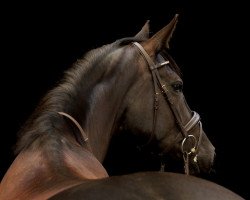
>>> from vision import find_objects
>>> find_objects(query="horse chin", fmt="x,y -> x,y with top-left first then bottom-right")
188,160 -> 210,176
189,148 -> 216,176
158,145 -> 215,176
176,157 -> 215,176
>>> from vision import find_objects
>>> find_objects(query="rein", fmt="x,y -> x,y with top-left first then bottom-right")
58,112 -> 93,153
133,42 -> 203,175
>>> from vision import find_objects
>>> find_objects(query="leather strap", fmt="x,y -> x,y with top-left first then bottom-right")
58,112 -> 93,153
133,42 -> 203,174
133,42 -> 189,138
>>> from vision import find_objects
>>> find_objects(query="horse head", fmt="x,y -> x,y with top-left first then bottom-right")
121,15 -> 215,175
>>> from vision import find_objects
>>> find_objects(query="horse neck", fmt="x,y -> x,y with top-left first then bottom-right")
82,48 -> 140,162
17,45 -> 139,160
0,45 -> 140,199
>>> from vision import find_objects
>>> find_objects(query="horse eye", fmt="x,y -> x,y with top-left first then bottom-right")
172,82 -> 183,92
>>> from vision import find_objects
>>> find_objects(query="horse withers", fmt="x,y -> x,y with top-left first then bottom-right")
0,15 -> 215,200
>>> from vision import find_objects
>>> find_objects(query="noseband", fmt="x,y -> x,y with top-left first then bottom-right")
133,42 -> 203,175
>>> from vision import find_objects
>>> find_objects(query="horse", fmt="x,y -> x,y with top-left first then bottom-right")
49,172 -> 244,200
0,15 -> 215,200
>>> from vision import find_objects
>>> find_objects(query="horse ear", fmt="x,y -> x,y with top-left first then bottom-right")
134,20 -> 150,40
143,14 -> 178,56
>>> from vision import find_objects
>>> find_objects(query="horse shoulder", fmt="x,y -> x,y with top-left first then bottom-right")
0,145 -> 108,200
62,144 -> 108,179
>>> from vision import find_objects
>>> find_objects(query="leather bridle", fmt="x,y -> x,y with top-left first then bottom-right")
133,42 -> 203,175
57,42 -> 203,175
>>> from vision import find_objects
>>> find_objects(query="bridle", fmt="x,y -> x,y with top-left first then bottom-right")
56,42 -> 202,175
133,42 -> 203,175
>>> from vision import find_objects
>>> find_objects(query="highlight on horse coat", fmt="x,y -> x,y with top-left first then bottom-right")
1,15 -> 237,200
49,172 -> 244,200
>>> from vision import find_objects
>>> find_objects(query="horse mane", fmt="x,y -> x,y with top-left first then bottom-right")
14,37 -> 182,155
14,37 -> 142,154
15,42 -> 115,154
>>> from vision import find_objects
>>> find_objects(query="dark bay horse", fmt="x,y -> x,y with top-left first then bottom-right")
49,172 -> 244,200
0,15 -> 215,199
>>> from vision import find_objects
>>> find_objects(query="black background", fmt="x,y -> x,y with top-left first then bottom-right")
1,1 -> 248,199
